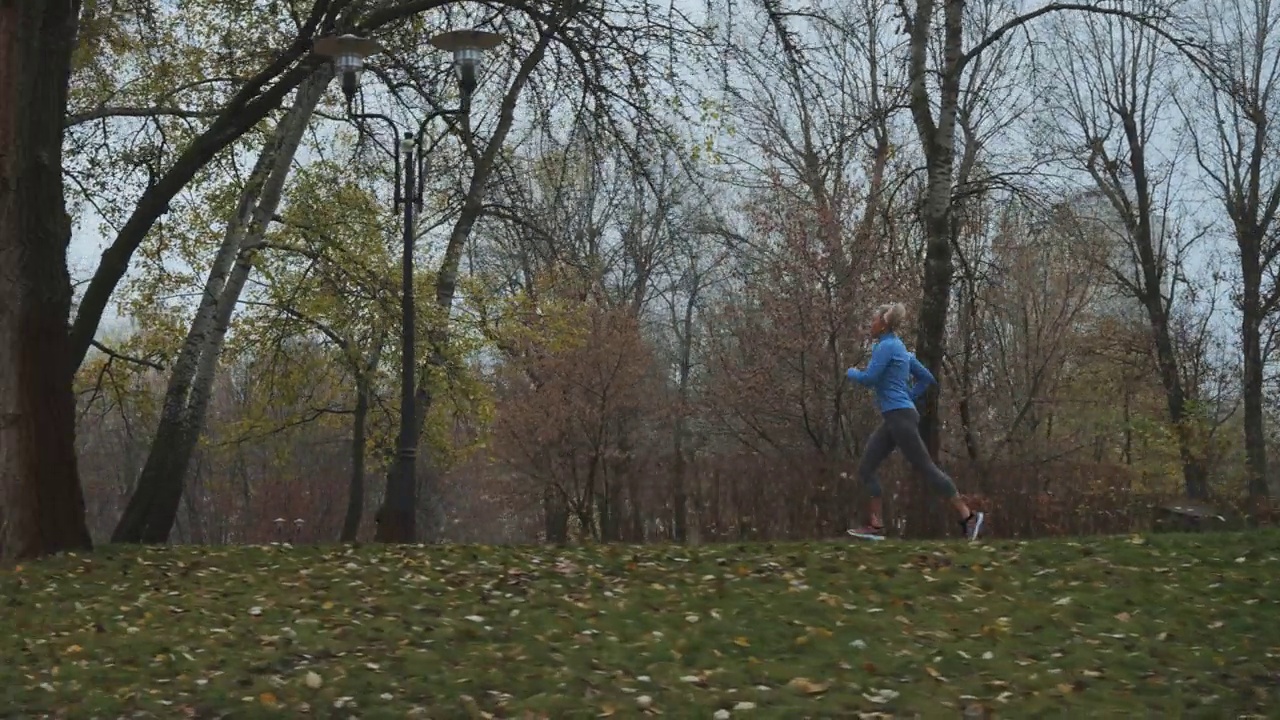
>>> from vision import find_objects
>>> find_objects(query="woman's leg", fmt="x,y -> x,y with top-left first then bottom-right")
884,409 -> 984,537
856,421 -> 896,530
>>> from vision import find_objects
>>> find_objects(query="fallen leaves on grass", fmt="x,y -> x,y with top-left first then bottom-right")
788,677 -> 830,694
0,534 -> 1275,717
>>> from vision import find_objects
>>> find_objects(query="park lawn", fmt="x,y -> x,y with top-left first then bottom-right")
1,532 -> 1277,719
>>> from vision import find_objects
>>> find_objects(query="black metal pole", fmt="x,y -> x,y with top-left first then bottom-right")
357,108 -> 458,544
389,132 -> 417,543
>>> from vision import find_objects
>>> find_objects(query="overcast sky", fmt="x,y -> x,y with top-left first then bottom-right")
65,0 -> 1245,350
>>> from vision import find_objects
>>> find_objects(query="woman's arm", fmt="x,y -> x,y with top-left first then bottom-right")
908,354 -> 935,399
847,342 -> 894,387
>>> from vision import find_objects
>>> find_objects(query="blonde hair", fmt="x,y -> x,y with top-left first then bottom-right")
876,302 -> 907,331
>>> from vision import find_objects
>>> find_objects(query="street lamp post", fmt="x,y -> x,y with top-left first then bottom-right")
314,29 -> 503,543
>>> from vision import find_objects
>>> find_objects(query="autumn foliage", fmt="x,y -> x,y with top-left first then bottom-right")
69,164 -> 1276,547
58,0 -> 1280,547
496,316 -> 654,540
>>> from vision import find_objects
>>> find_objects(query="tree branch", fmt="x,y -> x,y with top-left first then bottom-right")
210,406 -> 353,447
89,340 -> 165,371
961,2 -> 1207,76
64,106 -> 220,127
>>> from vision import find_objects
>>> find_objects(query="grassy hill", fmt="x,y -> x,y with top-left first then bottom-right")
2,531 -> 1277,718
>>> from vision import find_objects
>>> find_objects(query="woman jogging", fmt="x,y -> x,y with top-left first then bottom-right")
845,302 -> 984,541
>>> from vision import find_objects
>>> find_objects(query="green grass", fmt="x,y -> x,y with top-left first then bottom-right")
1,531 -> 1278,719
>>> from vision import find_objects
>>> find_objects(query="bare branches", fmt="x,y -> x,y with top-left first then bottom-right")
209,405 -> 354,448
89,340 -> 165,371
65,106 -> 221,127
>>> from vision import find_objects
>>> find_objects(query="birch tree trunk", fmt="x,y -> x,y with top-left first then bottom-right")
909,0 -> 965,458
0,0 -> 93,561
112,70 -> 331,543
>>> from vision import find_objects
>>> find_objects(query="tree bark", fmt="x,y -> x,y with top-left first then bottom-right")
1178,0 -> 1280,510
908,0 -> 964,457
544,484 -> 570,544
63,0 -> 492,370
341,374 -> 372,542
110,152 -> 267,543
112,71 -> 330,543
0,0 -> 94,561
1127,211 -> 1205,499
671,291 -> 696,543
1240,261 -> 1270,504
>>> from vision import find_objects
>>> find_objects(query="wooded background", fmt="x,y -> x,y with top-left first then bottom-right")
3,0 -> 1278,556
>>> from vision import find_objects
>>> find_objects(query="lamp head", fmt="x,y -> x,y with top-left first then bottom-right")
429,30 -> 503,104
313,34 -> 384,102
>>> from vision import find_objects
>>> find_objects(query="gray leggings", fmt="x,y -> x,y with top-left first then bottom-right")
858,408 -> 958,498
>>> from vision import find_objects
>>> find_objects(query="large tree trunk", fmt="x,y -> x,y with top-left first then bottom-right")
341,375 -> 371,543
1240,246 -> 1270,506
1181,0 -> 1280,511
597,474 -> 620,542
111,162 -> 264,543
340,336 -> 383,543
64,2 -> 355,370
0,0 -> 93,561
1056,11 -> 1210,501
544,484 -> 570,545
1109,113 -> 1207,500
1141,296 -> 1208,500
112,71 -> 330,543
909,0 -> 964,457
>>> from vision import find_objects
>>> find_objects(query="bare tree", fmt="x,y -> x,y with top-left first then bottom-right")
476,127 -> 701,540
1177,0 -> 1280,504
960,198 -> 1105,464
1035,8 -> 1212,498
654,210 -> 732,542
902,0 -> 1181,455
709,0 -> 909,460
931,0 -> 1043,463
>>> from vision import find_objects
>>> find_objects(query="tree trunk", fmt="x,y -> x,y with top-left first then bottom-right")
909,0 -> 964,457
1138,268 -> 1206,500
112,71 -> 330,543
602,465 -> 626,542
953,280 -> 982,462
671,263 -> 700,543
1075,43 -> 1206,500
626,472 -> 642,541
112,141 -> 276,543
341,374 -> 371,542
65,1 -> 353,370
544,485 -> 569,544
1240,253 -> 1270,506
1159,330 -> 1206,498
672,430 -> 689,543
612,418 -> 641,543
0,0 -> 93,561
1179,3 -> 1280,512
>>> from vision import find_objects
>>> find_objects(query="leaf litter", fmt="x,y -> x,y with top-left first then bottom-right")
0,533 -> 1277,716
